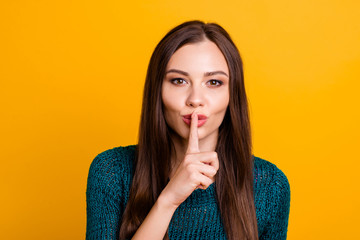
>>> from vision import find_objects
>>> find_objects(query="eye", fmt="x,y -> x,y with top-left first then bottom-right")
207,79 -> 223,87
170,78 -> 187,85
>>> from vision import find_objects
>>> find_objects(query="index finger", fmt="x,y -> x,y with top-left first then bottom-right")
186,112 -> 200,153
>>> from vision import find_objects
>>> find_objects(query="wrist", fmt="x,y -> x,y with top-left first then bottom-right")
156,190 -> 179,212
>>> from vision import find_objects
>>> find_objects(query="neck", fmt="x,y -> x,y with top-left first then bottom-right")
169,128 -> 219,176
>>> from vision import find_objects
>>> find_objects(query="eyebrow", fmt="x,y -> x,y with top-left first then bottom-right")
165,69 -> 229,77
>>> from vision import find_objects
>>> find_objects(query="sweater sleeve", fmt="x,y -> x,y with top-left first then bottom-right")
85,147 -> 134,240
260,164 -> 291,240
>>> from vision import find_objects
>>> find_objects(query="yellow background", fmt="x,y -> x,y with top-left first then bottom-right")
1,0 -> 359,239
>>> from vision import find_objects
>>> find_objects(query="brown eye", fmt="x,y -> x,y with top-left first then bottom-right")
171,78 -> 186,85
207,79 -> 223,86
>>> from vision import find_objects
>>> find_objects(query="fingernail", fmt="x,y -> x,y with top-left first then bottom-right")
191,112 -> 197,119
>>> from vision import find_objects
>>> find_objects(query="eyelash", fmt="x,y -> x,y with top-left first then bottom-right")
170,78 -> 186,85
170,78 -> 224,87
207,79 -> 223,86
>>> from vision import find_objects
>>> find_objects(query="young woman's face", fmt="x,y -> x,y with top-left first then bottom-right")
162,39 -> 230,142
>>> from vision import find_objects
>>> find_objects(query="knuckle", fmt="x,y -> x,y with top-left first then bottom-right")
189,172 -> 198,182
215,161 -> 219,170
202,180 -> 212,189
209,171 -> 216,178
213,156 -> 219,167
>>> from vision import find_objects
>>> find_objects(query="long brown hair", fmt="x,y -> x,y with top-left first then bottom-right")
119,20 -> 258,240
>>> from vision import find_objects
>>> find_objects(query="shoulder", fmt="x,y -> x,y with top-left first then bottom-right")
252,156 -> 291,237
253,156 -> 291,212
87,145 -> 137,189
253,156 -> 291,238
89,145 -> 136,174
86,145 -> 137,238
253,155 -> 290,192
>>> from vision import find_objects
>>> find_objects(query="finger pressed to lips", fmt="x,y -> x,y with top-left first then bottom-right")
184,111 -> 219,188
186,112 -> 199,153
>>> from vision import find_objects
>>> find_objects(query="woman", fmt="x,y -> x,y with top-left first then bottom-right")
86,20 -> 290,240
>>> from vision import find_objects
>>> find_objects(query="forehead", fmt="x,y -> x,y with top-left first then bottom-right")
166,40 -> 229,75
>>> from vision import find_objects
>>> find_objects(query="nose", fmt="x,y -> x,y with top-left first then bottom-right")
186,85 -> 205,108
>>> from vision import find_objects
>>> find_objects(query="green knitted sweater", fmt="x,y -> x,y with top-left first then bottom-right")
86,145 -> 290,239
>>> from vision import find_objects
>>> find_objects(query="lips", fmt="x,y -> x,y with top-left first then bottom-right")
182,114 -> 208,127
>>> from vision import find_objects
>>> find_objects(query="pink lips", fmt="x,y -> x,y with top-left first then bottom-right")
182,114 -> 208,127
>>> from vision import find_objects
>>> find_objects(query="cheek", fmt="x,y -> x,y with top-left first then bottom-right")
208,90 -> 230,112
161,87 -> 182,127
162,85 -> 186,112
162,92 -> 177,114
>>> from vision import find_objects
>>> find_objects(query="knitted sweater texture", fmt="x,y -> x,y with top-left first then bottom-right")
86,145 -> 290,240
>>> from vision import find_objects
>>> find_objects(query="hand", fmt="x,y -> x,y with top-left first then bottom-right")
160,112 -> 219,208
